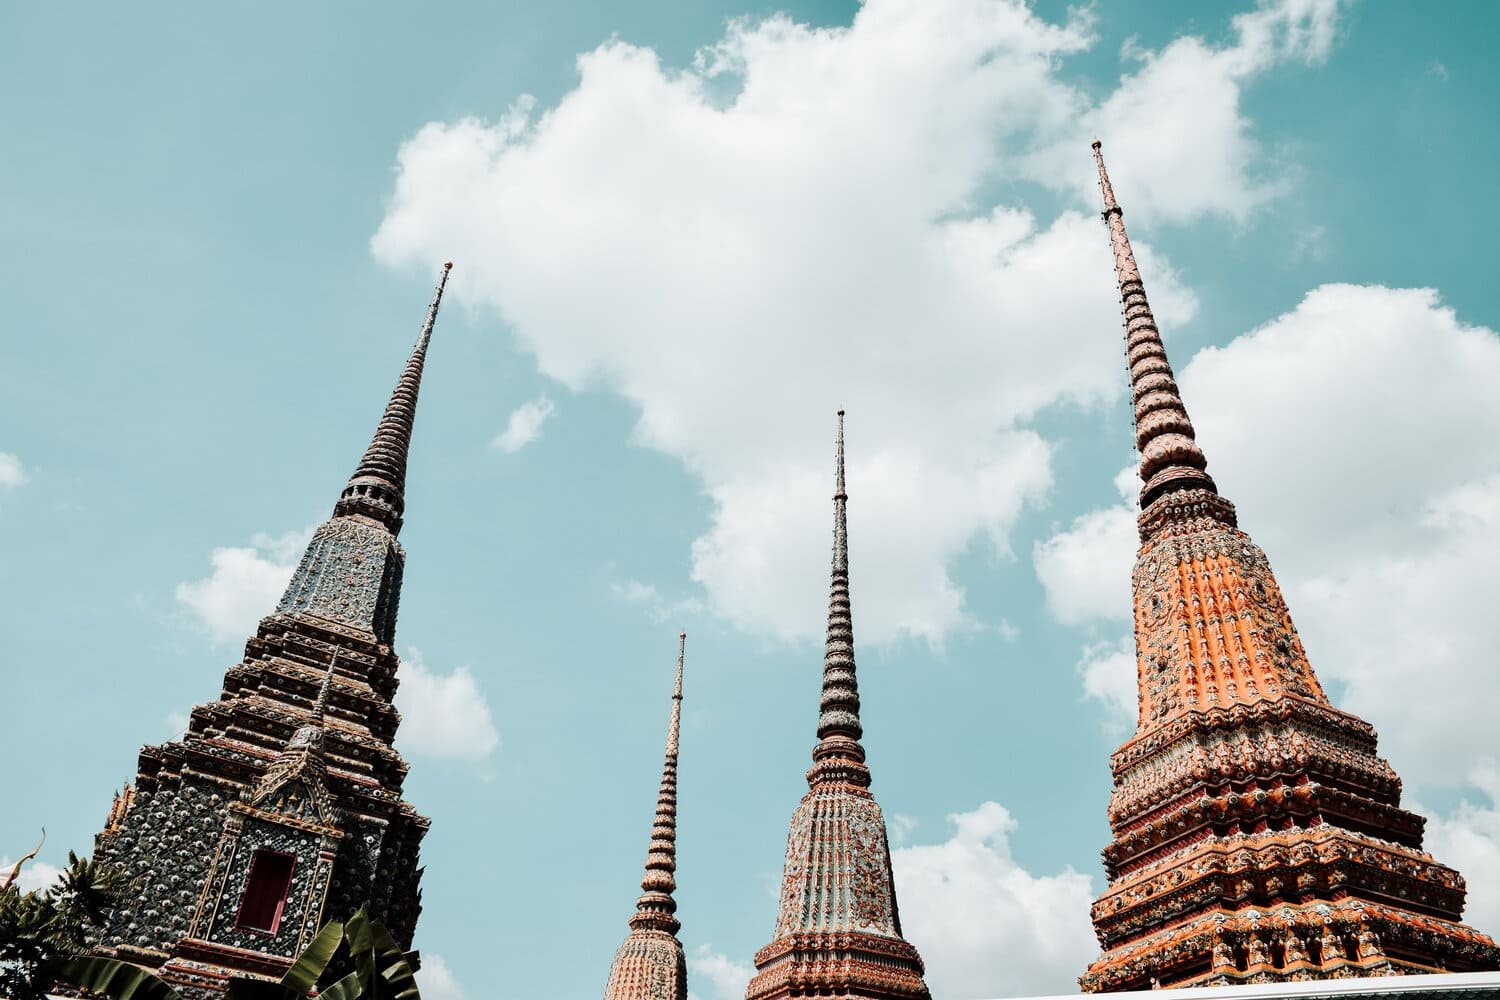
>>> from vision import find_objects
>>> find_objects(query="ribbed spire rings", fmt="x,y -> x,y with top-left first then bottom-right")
629,633 -> 686,935
811,411 -> 870,787
333,262 -> 452,535
1091,143 -> 1217,509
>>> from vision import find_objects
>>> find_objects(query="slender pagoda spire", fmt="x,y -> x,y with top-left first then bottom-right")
811,410 -> 869,785
1092,141 -> 1217,513
745,412 -> 929,1000
602,634 -> 689,1000
333,261 -> 452,535
1080,142 -> 1499,991
275,262 -> 454,646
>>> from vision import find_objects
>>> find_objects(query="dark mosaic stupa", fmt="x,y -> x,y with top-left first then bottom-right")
89,264 -> 453,997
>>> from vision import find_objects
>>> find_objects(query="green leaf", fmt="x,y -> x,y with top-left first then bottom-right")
318,970 -> 366,1000
345,906 -> 378,997
48,956 -> 183,1000
372,922 -> 421,1000
279,918 -> 345,994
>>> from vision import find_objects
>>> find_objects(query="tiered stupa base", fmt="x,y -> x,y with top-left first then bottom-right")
1084,897 -> 1500,991
747,931 -> 929,1000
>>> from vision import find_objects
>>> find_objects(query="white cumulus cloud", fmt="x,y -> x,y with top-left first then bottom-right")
1024,0 -> 1343,225
1423,762 -> 1500,935
688,944 -> 754,1000
1075,634 -> 1137,733
892,801 -> 1098,998
1,856 -> 64,895
414,954 -> 468,1000
0,452 -> 27,488
492,395 -> 556,453
175,529 -> 311,644
368,0 -> 1308,645
1033,504 -> 1135,627
394,648 -> 501,761
610,577 -> 705,624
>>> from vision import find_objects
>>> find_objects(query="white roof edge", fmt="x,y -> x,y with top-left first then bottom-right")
983,971 -> 1500,1000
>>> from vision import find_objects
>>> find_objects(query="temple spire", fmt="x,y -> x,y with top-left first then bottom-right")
602,636 -> 690,1000
1091,141 -> 1216,509
628,632 -> 686,935
744,411 -> 928,1000
811,410 -> 868,786
333,261 -> 453,535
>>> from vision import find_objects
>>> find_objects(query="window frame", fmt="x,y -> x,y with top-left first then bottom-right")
233,848 -> 298,937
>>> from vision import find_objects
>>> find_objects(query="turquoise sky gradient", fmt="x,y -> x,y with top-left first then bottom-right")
4,3 -> 1500,999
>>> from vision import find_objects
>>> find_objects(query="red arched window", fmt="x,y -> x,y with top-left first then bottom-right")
235,850 -> 296,935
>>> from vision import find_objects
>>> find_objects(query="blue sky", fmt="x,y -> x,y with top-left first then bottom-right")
4,2 -> 1500,999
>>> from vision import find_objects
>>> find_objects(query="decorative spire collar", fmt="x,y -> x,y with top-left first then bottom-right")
1091,143 -> 1217,509
333,262 -> 453,536
810,410 -> 870,788
628,633 -> 686,934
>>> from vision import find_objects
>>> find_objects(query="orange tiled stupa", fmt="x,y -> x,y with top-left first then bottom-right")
1080,141 -> 1500,991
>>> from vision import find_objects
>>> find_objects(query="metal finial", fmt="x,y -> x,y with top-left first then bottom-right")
674,632 -> 685,702
834,409 -> 847,502
1092,139 -> 1119,214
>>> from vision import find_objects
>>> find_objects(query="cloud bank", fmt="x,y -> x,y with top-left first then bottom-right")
175,529 -> 309,644
395,648 -> 501,761
892,802 -> 1098,998
372,0 -> 1335,644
